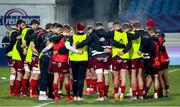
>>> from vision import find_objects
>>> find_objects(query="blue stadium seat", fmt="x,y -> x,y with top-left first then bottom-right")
135,9 -> 144,14
172,0 -> 180,4
161,7 -> 170,14
127,6 -> 136,14
171,2 -> 179,8
143,7 -> 152,14
164,0 -> 172,4
151,8 -> 161,14
169,7 -> 178,14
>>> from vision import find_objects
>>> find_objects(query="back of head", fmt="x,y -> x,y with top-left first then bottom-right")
45,23 -> 53,30
131,21 -> 141,29
16,19 -> 25,27
31,20 -> 40,26
63,24 -> 71,32
122,22 -> 130,32
95,22 -> 104,29
52,23 -> 63,29
113,21 -> 120,30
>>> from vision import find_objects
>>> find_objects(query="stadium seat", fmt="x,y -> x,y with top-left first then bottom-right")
161,7 -> 170,14
169,7 -> 178,14
144,7 -> 152,14
151,8 -> 161,14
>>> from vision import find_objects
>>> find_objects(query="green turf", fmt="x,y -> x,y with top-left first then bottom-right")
0,66 -> 180,106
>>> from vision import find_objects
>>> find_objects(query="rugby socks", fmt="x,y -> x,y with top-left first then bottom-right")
120,86 -> 126,95
10,85 -> 15,96
53,83 -> 59,98
15,80 -> 21,96
114,87 -> 118,94
86,79 -> 91,90
104,85 -> 109,97
154,88 -> 159,94
132,90 -> 137,97
139,89 -> 144,97
30,79 -> 39,96
21,79 -> 28,95
65,83 -> 71,97
91,79 -> 97,92
97,82 -> 104,98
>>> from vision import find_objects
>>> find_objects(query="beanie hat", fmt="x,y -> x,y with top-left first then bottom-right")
76,22 -> 85,31
146,19 -> 155,27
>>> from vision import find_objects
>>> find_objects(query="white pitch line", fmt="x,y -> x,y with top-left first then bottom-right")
169,69 -> 180,72
33,101 -> 55,107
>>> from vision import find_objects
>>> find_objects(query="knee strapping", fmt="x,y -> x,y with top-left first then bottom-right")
104,69 -> 109,74
95,69 -> 103,74
10,75 -> 16,80
24,64 -> 30,72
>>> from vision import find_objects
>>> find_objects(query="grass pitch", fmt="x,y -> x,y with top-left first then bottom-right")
0,66 -> 180,106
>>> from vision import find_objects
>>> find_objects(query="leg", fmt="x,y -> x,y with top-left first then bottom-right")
59,73 -> 64,94
30,66 -> 40,97
9,66 -> 16,96
154,74 -> 160,99
95,68 -> 104,99
145,74 -> 153,96
39,55 -> 50,100
112,70 -> 119,100
137,68 -> 144,98
103,69 -> 109,98
84,69 -> 92,95
15,71 -> 23,96
91,68 -> 97,93
120,69 -> 127,99
71,61 -> 79,99
53,72 -> 60,100
77,61 -> 88,99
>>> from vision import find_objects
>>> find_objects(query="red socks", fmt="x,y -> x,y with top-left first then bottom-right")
132,90 -> 136,97
30,79 -> 39,96
92,79 -> 97,92
120,86 -> 126,94
104,85 -> 109,97
154,89 -> 159,93
139,89 -> 144,96
21,79 -> 28,95
65,83 -> 70,97
97,82 -> 104,98
86,79 -> 91,89
10,85 -> 15,96
53,83 -> 59,97
15,80 -> 21,96
114,87 -> 118,94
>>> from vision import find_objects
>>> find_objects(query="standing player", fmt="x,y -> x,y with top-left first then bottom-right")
110,22 -> 132,100
38,23 -> 58,101
50,24 -> 84,101
129,21 -> 145,99
21,20 -> 40,96
74,22 -> 112,101
145,27 -> 160,99
12,20 -> 26,96
84,25 -> 97,95
5,19 -> 25,96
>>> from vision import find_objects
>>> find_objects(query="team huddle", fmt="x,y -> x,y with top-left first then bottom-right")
4,19 -> 170,101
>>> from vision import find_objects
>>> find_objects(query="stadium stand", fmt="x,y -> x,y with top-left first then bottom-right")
126,0 -> 180,14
